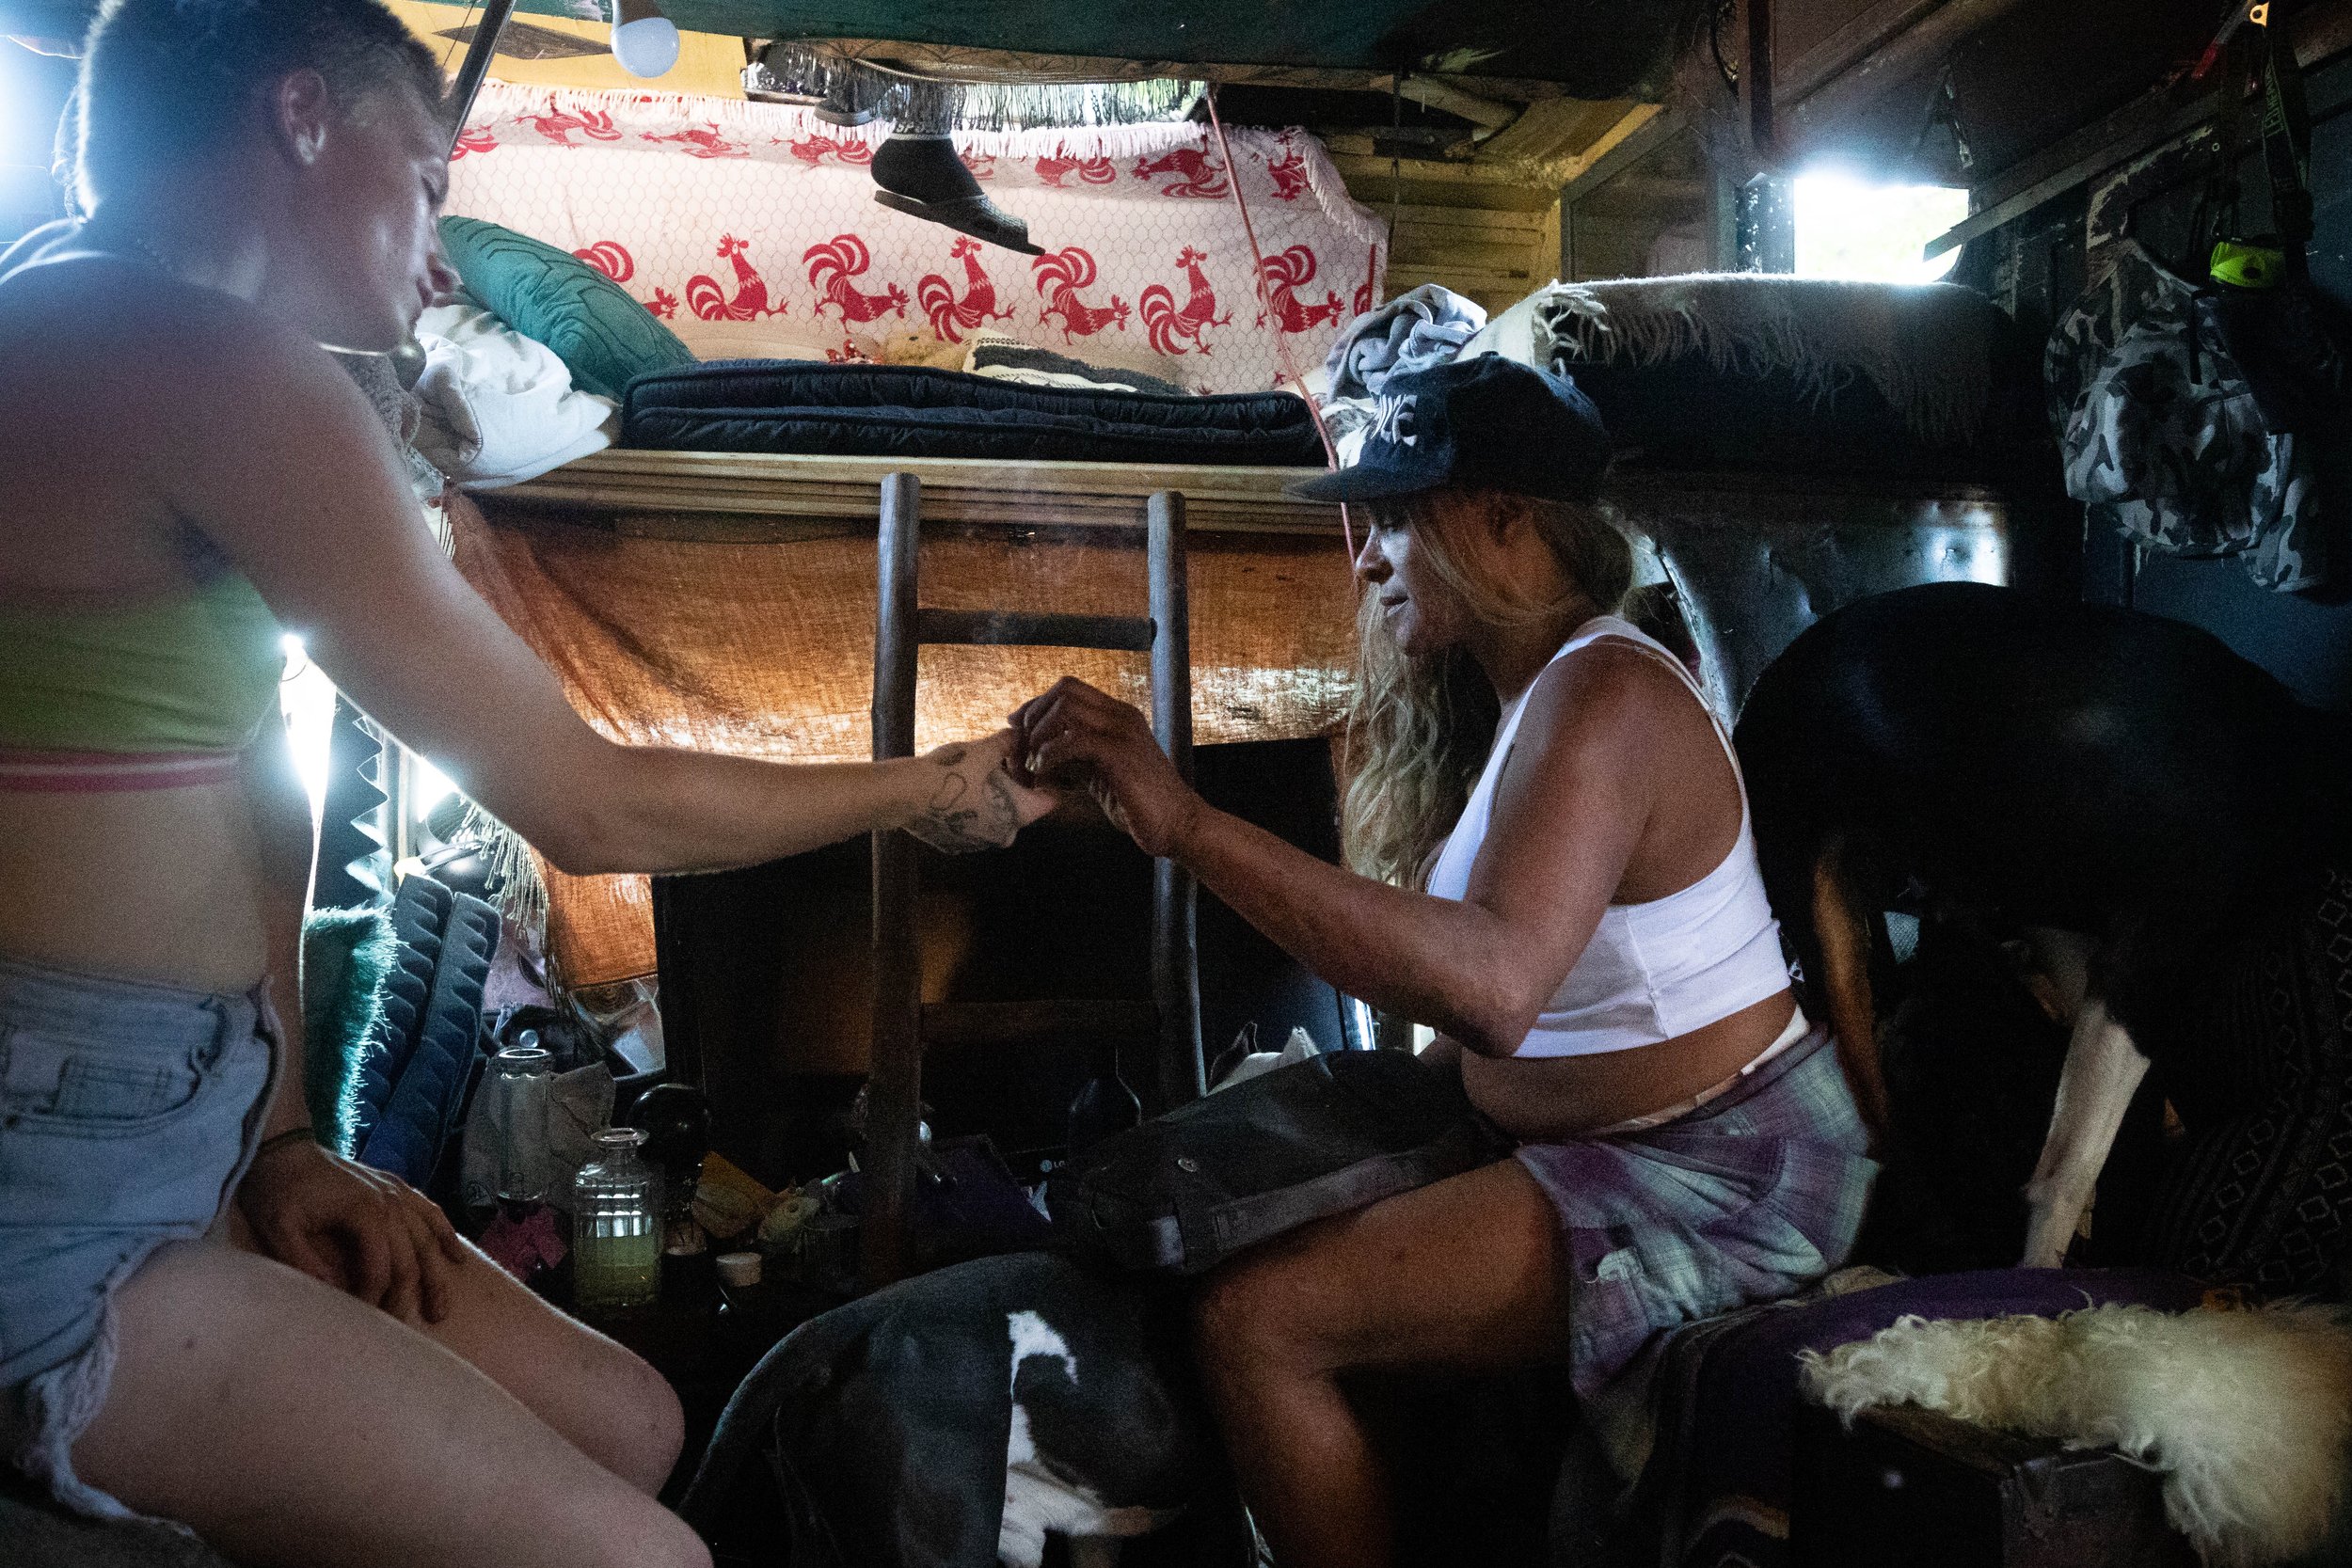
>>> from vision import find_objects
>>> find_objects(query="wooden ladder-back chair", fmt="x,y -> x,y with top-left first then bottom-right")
864,473 -> 1204,1289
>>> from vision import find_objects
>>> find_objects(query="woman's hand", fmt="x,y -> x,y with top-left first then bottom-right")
236,1138 -> 470,1326
905,727 -> 1058,853
1011,678 -> 1201,858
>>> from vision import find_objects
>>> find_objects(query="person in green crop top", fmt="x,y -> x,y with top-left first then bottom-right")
0,5 -> 1054,1564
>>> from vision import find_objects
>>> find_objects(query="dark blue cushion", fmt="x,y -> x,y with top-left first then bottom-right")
620,360 -> 1324,466
350,877 -> 500,1188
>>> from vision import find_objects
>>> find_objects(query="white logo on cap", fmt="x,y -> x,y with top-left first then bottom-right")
1368,391 -> 1420,449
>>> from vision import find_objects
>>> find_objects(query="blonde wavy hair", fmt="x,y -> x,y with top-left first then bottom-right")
1340,487 -> 1634,889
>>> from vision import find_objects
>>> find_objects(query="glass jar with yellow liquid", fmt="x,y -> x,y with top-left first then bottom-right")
571,1126 -> 660,1309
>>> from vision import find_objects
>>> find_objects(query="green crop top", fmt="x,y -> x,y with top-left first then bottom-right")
0,569 -> 285,756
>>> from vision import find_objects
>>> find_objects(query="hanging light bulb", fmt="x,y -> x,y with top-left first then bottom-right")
611,0 -> 679,78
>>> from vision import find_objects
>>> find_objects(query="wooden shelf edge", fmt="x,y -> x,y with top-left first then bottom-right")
490,448 -> 1346,535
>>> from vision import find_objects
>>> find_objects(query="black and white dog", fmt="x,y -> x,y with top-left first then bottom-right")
1735,582 -> 2352,1269
680,1251 -> 1244,1568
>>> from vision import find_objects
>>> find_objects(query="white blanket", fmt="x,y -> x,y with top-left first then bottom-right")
413,301 -> 619,490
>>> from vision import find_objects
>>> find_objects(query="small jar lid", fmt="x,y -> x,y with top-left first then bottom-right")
716,1251 -> 763,1288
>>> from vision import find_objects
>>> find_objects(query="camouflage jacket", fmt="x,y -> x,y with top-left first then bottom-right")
2052,240 -> 2325,593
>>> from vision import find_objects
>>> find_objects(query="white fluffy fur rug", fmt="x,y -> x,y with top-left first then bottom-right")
1801,1304 -> 2352,1566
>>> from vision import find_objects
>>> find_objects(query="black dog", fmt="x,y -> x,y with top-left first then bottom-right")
1734,582 -> 2351,1267
679,1251 -> 1243,1568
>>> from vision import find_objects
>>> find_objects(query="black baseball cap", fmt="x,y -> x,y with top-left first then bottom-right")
1290,354 -> 1613,504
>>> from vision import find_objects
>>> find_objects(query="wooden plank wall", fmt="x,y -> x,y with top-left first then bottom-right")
1382,198 -> 1562,314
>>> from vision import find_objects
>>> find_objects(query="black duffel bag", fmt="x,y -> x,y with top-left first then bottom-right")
1044,1050 -> 1512,1275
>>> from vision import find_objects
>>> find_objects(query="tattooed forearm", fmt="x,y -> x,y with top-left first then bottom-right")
907,747 -> 1020,852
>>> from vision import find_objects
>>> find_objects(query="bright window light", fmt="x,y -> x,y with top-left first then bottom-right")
279,634 -> 337,825
278,634 -> 460,840
1794,171 -> 1970,284
410,755 -> 459,820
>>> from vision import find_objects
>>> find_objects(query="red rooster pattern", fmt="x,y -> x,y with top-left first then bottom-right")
785,135 -> 873,167
805,234 -> 910,324
685,236 -> 788,321
915,238 -> 1014,344
1030,247 -> 1129,340
1033,153 -> 1117,187
572,241 -> 634,283
1255,245 -> 1344,334
644,125 -> 747,159
1132,148 -> 1229,198
454,95 -> 1379,390
1353,244 -> 1381,319
1264,144 -> 1310,200
518,103 -> 621,146
1137,247 -> 1230,356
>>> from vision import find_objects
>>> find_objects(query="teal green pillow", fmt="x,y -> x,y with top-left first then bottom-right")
437,215 -> 696,400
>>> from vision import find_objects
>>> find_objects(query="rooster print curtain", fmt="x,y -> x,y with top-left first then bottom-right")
447,83 -> 1389,395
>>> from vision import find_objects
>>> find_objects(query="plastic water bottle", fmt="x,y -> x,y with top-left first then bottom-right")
571,1127 -> 660,1309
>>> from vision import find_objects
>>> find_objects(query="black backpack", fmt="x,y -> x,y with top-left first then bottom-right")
1043,1049 -> 1512,1275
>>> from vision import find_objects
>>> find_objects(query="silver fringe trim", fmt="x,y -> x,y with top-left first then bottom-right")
459,799 -> 550,957
748,41 -> 1200,137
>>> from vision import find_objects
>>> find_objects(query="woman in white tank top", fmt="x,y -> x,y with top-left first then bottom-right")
1015,356 -> 1875,1568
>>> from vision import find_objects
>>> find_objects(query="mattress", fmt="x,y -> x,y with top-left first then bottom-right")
620,360 -> 1326,466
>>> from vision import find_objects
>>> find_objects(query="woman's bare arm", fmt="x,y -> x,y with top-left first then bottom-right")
1016,652 -> 1672,1056
233,716 -> 472,1325
151,295 -> 1043,872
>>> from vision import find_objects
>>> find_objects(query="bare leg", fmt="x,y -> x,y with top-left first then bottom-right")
219,1205 -> 684,1494
1191,1159 -> 1572,1568
2020,996 -> 2151,1269
71,1242 -> 709,1568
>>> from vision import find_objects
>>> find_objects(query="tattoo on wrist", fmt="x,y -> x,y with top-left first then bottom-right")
908,750 -> 1016,853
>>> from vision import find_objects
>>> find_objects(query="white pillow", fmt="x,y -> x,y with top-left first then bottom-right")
413,300 -> 619,489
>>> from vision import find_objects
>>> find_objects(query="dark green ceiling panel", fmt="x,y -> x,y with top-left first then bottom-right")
0,0 -> 1700,97
659,0 -> 1696,95
657,0 -> 1433,71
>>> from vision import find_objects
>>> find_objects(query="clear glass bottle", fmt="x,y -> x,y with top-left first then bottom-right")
487,1045 -> 554,1209
571,1127 -> 661,1309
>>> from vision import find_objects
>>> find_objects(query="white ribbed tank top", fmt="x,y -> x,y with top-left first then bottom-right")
1423,616 -> 1791,1057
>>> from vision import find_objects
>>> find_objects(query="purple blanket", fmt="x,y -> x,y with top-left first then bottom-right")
1641,1267 -> 2210,1568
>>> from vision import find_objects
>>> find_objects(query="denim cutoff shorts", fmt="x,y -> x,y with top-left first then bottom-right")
0,954 -> 276,1520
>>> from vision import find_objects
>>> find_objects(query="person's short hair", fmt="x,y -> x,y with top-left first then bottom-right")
76,0 -> 446,204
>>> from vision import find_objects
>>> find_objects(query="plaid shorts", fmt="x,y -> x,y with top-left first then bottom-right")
1514,1021 -> 1878,1404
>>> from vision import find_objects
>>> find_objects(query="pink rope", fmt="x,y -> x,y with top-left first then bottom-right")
1203,85 -> 1358,563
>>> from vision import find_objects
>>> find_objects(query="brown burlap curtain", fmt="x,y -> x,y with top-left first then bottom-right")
447,492 -> 1358,985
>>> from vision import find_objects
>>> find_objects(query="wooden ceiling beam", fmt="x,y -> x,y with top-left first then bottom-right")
1328,101 -> 1662,198
1387,74 -> 1520,131
771,37 -> 1612,103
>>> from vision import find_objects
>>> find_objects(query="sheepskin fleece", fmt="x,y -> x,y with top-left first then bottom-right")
1801,1303 -> 2352,1567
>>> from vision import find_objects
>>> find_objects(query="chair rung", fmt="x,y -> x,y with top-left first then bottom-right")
921,999 -> 1160,1049
916,608 -> 1154,652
